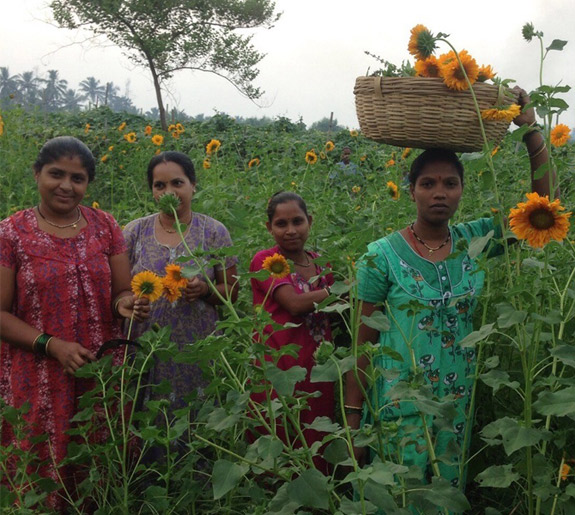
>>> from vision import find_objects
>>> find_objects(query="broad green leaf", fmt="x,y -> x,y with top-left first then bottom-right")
549,345 -> 575,368
304,416 -> 341,433
206,407 -> 241,431
323,439 -> 350,465
264,365 -> 307,396
310,355 -> 356,382
496,303 -> 527,328
338,496 -> 378,514
287,469 -> 329,509
361,310 -> 390,332
458,323 -> 495,348
480,369 -> 520,394
476,464 -> 519,488
416,477 -> 471,512
547,39 -> 568,51
468,231 -> 494,259
212,459 -> 248,500
533,387 -> 575,419
256,436 -> 284,460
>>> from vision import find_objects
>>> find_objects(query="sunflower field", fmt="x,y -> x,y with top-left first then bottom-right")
1,23 -> 575,515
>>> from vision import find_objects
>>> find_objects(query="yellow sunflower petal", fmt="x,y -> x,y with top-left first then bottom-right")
261,253 -> 291,279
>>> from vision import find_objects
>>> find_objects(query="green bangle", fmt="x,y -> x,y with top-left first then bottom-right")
33,333 -> 53,356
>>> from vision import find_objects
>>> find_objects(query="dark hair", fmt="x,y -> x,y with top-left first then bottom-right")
33,136 -> 96,182
408,148 -> 464,186
147,151 -> 196,189
267,191 -> 309,222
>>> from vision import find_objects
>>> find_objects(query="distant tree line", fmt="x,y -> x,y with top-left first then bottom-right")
0,65 -> 346,131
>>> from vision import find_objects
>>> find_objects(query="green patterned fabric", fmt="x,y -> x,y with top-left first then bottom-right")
357,218 -> 501,485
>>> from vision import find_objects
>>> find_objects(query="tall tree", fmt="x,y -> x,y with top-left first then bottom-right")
50,0 -> 280,130
16,71 -> 41,107
0,67 -> 18,105
79,76 -> 106,107
41,69 -> 68,111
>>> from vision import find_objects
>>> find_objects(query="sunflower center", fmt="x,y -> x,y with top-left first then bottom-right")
270,261 -> 286,274
528,208 -> 555,230
140,281 -> 156,294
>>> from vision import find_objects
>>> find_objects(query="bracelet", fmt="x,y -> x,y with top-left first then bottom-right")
324,286 -> 331,297
113,297 -> 123,317
522,121 -> 542,141
201,282 -> 212,300
344,404 -> 363,415
33,333 -> 53,356
45,337 -> 54,357
528,141 -> 547,159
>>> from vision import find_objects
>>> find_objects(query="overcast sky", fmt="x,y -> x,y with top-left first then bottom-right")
2,0 -> 574,129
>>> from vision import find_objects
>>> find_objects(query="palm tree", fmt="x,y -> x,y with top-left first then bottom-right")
79,76 -> 105,107
0,67 -> 18,105
16,71 -> 41,107
41,69 -> 68,111
61,88 -> 84,112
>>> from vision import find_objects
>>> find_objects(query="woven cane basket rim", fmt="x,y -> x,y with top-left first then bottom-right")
354,76 -> 517,152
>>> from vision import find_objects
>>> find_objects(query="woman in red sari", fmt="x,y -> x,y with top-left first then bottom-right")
0,136 -> 147,511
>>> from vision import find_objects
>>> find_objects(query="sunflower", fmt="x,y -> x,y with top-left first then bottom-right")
118,122 -> 127,131
124,132 -> 137,143
84,123 -> 90,134
305,151 -> 318,165
349,129 -> 359,137
402,147 -> 412,160
144,125 -> 152,136
206,139 -> 221,155
203,158 -> 211,169
509,192 -> 571,248
131,271 -> 164,303
550,124 -> 571,147
325,141 -> 335,152
92,201 -> 100,209
171,131 -> 180,139
319,151 -> 327,160
407,24 -> 436,60
385,159 -> 395,168
0,115 -> 4,137
163,284 -> 182,303
561,463 -> 571,481
491,146 -> 500,157
360,155 -> 367,162
387,181 -> 400,200
101,154 -> 109,163
261,253 -> 290,279
440,50 -> 479,91
481,104 -> 521,122
248,157 -> 260,168
168,124 -> 177,132
151,134 -> 164,146
163,263 -> 188,291
477,64 -> 496,82
352,185 -> 361,194
108,145 -> 114,152
415,56 -> 441,78
175,123 -> 184,133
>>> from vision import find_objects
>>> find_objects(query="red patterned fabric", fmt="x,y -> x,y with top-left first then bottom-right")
249,246 -> 335,473
0,206 -> 126,511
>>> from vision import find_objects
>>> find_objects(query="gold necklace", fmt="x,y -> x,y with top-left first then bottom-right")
37,206 -> 81,229
158,213 -> 192,233
293,252 -> 312,267
409,223 -> 451,254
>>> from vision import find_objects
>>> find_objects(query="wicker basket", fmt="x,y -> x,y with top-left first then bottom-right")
354,76 -> 518,152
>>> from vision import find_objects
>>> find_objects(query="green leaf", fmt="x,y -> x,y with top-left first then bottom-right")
206,408 -> 241,431
287,469 -> 329,509
533,387 -> 575,419
468,231 -> 494,259
416,477 -> 471,511
550,345 -> 575,368
212,459 -> 248,500
310,355 -> 355,382
480,369 -> 520,394
496,303 -> 527,329
304,416 -> 341,433
323,439 -> 350,465
547,39 -> 568,51
458,323 -> 495,348
264,365 -> 307,396
361,310 -> 390,332
476,464 -> 519,488
255,436 -> 283,460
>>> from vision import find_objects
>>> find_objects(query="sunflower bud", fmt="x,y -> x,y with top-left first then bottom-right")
157,192 -> 181,215
522,23 -> 536,42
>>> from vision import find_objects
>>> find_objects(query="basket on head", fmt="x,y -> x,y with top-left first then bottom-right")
354,76 -> 518,152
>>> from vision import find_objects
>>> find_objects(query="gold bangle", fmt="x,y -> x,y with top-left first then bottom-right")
45,337 -> 54,357
529,142 -> 547,159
